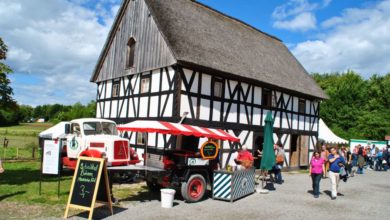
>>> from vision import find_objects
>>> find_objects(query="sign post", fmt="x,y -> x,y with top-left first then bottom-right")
39,140 -> 61,197
64,157 -> 112,220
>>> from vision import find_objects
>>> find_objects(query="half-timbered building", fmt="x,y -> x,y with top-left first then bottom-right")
91,0 -> 328,169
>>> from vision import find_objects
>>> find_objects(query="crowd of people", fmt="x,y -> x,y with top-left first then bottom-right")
229,143 -> 390,200
309,144 -> 389,200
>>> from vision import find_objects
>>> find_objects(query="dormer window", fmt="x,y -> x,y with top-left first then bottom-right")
126,37 -> 136,68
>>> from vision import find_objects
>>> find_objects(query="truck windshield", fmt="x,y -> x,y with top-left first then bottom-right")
83,122 -> 118,135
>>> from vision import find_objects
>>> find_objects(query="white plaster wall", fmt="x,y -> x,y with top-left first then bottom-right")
201,74 -> 211,96
139,97 -> 148,117
253,86 -> 262,105
199,98 -> 210,120
151,69 -> 160,93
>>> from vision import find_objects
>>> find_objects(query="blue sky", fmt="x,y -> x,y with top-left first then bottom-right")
1,0 -> 389,106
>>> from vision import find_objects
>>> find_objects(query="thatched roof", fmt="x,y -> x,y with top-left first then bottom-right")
145,0 -> 327,99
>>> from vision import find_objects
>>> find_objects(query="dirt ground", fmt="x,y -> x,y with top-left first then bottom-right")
64,169 -> 390,220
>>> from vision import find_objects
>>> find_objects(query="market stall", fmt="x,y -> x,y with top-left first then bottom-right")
116,120 -> 259,202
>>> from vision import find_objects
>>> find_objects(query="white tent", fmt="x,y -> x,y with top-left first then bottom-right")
39,122 -> 69,139
318,119 -> 348,144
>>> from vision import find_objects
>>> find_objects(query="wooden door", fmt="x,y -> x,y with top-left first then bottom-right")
290,134 -> 299,167
299,136 -> 309,166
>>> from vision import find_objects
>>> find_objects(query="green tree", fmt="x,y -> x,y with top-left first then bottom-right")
313,71 -> 390,140
0,37 -> 16,110
0,37 -> 18,126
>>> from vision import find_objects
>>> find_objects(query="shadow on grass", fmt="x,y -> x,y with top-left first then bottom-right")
0,191 -> 26,201
0,166 -> 74,186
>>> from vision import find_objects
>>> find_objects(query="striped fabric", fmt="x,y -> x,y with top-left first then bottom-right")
213,172 -> 232,200
117,120 -> 239,142
213,168 -> 256,202
231,168 -> 256,200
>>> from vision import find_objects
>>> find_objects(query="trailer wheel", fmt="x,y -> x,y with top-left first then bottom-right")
181,174 -> 206,203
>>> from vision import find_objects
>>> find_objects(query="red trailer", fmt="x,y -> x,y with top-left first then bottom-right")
115,120 -> 240,202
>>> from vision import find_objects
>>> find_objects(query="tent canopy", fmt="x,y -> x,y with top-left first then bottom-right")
117,120 -> 240,142
39,122 -> 69,139
318,119 -> 348,144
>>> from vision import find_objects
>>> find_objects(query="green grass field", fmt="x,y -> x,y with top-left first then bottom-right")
0,123 -> 152,219
0,161 -> 152,219
0,123 -> 50,160
0,123 -> 53,137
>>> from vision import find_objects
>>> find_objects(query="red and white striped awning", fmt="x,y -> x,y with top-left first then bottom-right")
117,120 -> 239,142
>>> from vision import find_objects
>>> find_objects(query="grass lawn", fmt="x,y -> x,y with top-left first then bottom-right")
0,123 -> 53,137
0,123 -> 50,160
0,161 -> 153,219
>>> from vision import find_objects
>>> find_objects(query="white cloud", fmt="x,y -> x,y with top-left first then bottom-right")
0,0 -> 120,106
272,0 -> 318,20
292,0 -> 390,77
273,12 -> 317,32
272,0 -> 331,32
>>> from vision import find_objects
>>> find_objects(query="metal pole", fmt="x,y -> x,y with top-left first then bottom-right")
58,173 -> 60,198
39,139 -> 43,195
145,133 -> 148,176
58,140 -> 61,198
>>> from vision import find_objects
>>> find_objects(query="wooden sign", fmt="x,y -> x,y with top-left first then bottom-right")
64,157 -> 112,220
200,141 -> 219,159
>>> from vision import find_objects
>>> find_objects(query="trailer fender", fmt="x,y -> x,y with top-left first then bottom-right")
183,169 -> 210,185
79,149 -> 103,158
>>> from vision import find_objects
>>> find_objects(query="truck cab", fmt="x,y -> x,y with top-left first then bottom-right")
62,118 -> 140,169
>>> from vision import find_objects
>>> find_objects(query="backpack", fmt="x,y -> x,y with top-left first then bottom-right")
276,154 -> 284,164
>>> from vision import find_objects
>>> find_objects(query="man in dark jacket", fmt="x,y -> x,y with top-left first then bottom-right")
382,148 -> 389,171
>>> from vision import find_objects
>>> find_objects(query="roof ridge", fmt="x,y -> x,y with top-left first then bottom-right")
191,0 -> 282,42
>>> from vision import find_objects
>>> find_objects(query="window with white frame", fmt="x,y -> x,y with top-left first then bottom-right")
140,77 -> 150,93
213,78 -> 223,98
298,98 -> 305,114
112,80 -> 120,97
137,132 -> 146,145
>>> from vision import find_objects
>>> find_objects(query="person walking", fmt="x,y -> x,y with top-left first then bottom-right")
328,147 -> 345,200
382,148 -> 388,171
357,146 -> 365,174
274,145 -> 285,184
309,151 -> 325,198
345,147 -> 353,176
321,145 -> 329,178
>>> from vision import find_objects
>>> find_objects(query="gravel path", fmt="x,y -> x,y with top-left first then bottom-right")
70,169 -> 390,220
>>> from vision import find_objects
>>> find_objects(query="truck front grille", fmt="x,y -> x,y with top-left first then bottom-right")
114,141 -> 129,160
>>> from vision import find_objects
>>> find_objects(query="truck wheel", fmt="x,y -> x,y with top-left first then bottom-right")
181,174 -> 206,203
146,181 -> 161,192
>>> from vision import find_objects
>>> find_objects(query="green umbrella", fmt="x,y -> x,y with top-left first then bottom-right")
260,111 -> 275,170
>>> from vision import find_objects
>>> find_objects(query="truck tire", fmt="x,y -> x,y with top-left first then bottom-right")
181,174 -> 206,203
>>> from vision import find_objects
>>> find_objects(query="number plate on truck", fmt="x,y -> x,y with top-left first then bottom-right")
187,158 -> 209,166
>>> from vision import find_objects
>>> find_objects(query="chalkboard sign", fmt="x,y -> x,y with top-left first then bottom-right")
64,157 -> 112,220
200,141 -> 219,159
